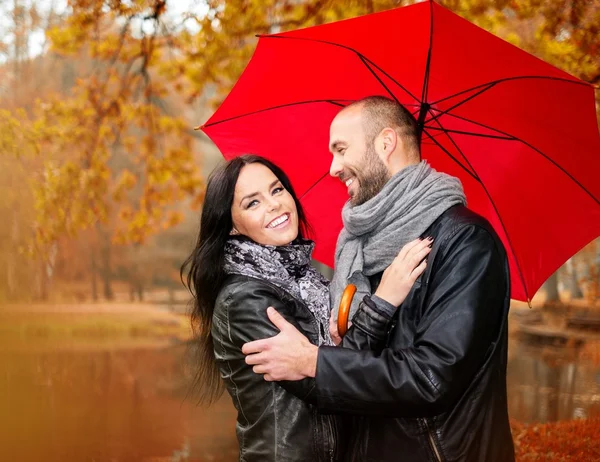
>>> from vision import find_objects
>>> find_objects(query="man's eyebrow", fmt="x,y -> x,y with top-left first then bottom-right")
239,179 -> 281,205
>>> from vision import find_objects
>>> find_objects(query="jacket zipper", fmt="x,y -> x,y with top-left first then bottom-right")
423,418 -> 442,462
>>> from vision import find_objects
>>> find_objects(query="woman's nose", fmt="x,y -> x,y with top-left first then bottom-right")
266,197 -> 281,211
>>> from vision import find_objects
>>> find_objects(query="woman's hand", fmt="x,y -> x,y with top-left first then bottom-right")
329,311 -> 352,346
374,237 -> 433,307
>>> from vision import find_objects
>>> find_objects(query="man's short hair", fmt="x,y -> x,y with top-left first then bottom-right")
346,96 -> 421,160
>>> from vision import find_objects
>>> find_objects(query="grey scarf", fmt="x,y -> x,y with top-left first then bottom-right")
224,237 -> 333,346
330,161 -> 466,319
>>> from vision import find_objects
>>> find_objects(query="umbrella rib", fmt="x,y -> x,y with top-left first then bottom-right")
425,119 -> 531,300
420,0 -> 434,105
202,99 -> 354,128
425,83 -> 497,124
358,55 -> 400,103
299,171 -> 331,201
443,111 -> 600,206
426,112 -> 481,181
360,55 -> 421,102
420,126 -> 479,182
430,75 -> 590,107
424,126 -> 516,141
416,0 -> 435,142
259,34 -> 420,102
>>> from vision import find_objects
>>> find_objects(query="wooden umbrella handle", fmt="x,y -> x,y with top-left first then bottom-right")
337,284 -> 357,338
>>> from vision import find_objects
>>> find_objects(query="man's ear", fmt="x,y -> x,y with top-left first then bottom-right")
377,127 -> 398,164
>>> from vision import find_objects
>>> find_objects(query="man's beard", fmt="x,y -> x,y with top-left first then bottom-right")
350,144 -> 391,206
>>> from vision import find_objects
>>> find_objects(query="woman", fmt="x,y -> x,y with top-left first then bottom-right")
182,155 -> 430,461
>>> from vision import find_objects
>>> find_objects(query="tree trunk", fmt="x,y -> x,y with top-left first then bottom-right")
38,259 -> 48,301
100,236 -> 114,301
544,271 -> 560,303
570,264 -> 584,299
6,210 -> 18,300
90,249 -> 98,302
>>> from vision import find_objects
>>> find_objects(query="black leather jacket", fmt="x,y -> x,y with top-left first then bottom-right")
315,206 -> 515,462
212,275 -> 345,462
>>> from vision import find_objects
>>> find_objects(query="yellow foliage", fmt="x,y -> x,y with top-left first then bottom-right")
2,0 -> 598,265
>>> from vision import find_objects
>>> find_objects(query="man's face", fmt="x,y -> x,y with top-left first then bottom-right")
329,110 -> 390,206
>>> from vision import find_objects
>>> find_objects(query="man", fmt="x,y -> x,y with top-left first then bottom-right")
243,96 -> 515,461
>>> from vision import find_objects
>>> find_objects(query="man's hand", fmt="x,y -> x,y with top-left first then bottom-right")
242,307 -> 318,381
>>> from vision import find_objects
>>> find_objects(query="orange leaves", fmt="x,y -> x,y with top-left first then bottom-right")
112,169 -> 137,202
512,417 -> 600,461
0,108 -> 39,157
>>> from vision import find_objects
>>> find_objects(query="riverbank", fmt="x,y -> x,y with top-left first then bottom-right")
0,301 -> 193,350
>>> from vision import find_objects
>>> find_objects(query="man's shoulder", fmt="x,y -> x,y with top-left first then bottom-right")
435,205 -> 506,257
435,205 -> 497,239
438,204 -> 492,230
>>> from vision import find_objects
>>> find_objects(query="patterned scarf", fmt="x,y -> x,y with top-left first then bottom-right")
223,237 -> 333,346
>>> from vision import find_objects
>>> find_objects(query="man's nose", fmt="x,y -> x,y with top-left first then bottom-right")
330,156 -> 343,178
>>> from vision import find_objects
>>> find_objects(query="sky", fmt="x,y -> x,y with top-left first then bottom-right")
0,0 -> 209,63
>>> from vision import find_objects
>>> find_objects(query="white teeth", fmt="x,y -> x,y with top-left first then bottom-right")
268,214 -> 289,228
345,178 -> 354,187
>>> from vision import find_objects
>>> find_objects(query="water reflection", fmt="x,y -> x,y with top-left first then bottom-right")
0,345 -> 238,462
1,336 -> 600,461
507,338 -> 600,423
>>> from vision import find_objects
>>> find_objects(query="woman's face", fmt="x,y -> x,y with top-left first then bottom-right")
231,163 -> 299,246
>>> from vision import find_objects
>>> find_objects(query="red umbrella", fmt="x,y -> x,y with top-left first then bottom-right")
200,0 -> 600,303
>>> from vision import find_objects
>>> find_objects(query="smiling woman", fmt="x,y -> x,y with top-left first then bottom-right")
180,154 -> 345,461
230,162 -> 300,246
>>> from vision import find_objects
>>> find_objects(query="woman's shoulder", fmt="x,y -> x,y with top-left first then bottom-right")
215,274 -> 286,312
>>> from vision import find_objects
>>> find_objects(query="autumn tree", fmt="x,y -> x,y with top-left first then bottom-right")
1,0 -> 205,300
1,0 -> 597,301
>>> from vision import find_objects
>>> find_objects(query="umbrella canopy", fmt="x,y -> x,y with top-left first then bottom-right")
201,0 -> 600,302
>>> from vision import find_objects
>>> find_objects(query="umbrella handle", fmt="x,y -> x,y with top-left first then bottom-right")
337,284 -> 357,338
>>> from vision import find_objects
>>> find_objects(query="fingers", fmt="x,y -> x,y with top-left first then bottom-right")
242,339 -> 269,355
242,308 -> 287,354
253,365 -> 275,381
397,237 -> 433,262
266,306 -> 290,331
408,245 -> 432,269
404,238 -> 432,263
329,315 -> 339,334
410,259 -> 428,280
252,364 -> 267,374
397,238 -> 423,260
245,352 -> 267,365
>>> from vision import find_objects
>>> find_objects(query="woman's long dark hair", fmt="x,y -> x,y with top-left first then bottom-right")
181,155 -> 312,403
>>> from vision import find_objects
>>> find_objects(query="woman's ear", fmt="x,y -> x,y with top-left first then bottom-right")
230,228 -> 240,236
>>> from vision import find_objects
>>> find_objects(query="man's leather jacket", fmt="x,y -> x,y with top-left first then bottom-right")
315,205 -> 515,462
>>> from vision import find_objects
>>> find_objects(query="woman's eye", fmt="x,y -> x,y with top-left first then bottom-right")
247,200 -> 259,208
272,187 -> 284,195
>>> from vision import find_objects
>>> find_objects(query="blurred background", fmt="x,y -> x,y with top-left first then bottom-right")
0,0 -> 598,461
